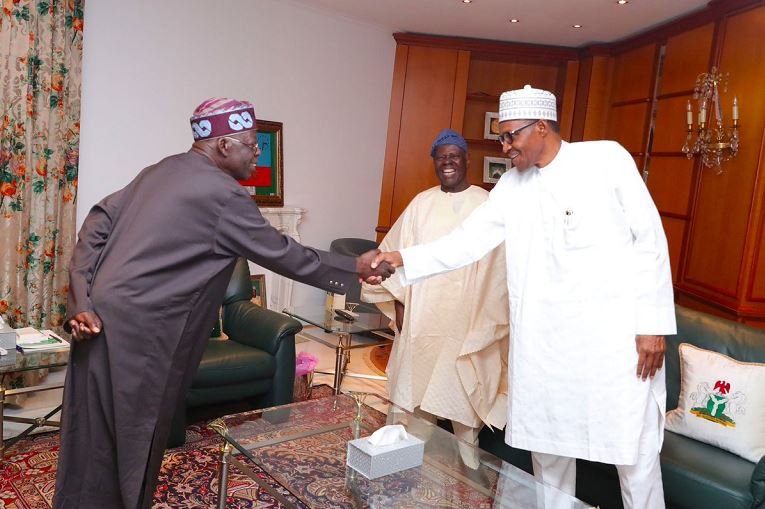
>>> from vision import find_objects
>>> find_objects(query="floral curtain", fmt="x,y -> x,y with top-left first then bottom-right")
0,0 -> 83,329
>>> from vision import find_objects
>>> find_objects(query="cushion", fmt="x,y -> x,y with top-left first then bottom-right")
665,343 -> 765,463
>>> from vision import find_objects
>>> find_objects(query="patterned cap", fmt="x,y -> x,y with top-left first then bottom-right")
430,128 -> 468,157
499,85 -> 557,122
189,97 -> 257,141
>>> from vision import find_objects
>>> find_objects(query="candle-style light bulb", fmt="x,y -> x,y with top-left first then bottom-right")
686,100 -> 693,126
732,96 -> 739,121
699,100 -> 707,125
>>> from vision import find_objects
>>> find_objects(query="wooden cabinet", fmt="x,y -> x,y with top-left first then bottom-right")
572,1 -> 765,327
376,34 -> 576,240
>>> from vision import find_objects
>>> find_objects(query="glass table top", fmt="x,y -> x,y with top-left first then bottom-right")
283,306 -> 391,335
0,348 -> 69,374
209,393 -> 591,508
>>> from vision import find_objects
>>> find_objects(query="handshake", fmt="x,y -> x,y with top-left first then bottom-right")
356,249 -> 402,285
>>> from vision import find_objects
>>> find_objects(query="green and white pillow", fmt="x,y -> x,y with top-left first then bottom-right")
665,343 -> 765,463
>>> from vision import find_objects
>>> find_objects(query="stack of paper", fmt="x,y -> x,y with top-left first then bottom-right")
15,327 -> 69,351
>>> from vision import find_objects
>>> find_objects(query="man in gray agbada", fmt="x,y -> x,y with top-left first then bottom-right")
54,97 -> 393,509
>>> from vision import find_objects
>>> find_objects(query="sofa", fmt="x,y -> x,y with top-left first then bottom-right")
478,305 -> 765,508
167,258 -> 303,447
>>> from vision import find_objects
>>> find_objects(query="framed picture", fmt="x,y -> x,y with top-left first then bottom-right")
237,119 -> 284,207
250,274 -> 268,309
483,156 -> 512,184
484,112 -> 500,140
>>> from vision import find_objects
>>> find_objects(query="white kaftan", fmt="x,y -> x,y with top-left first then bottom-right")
400,141 -> 676,465
362,186 -> 509,429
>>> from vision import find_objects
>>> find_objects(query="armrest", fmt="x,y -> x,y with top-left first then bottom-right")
223,300 -> 303,355
752,454 -> 765,509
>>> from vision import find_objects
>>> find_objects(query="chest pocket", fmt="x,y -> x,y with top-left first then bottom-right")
562,204 -> 599,250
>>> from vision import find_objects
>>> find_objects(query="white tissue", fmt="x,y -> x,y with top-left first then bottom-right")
367,424 -> 409,446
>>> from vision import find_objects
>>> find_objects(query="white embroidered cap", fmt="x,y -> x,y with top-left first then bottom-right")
499,84 -> 557,122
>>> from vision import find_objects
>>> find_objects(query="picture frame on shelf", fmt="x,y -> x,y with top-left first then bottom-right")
483,156 -> 512,184
237,119 -> 284,207
483,112 -> 500,141
250,274 -> 268,309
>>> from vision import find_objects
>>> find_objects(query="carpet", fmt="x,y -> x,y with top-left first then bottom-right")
0,385 -> 334,508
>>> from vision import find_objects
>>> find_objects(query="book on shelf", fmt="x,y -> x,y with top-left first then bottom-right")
15,327 -> 70,352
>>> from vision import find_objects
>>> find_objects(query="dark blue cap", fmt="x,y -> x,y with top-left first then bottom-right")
430,128 -> 468,157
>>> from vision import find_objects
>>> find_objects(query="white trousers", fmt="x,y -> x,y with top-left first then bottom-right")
531,401 -> 665,509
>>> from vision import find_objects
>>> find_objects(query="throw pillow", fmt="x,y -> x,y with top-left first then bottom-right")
665,343 -> 765,463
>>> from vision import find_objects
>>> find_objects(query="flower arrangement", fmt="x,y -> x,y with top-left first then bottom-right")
295,351 -> 319,376
294,351 -> 319,401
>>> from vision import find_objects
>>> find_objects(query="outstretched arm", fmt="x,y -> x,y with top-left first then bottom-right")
374,195 -> 506,284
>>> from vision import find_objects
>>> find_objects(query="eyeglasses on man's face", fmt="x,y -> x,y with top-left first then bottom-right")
434,153 -> 464,163
497,120 -> 538,146
226,137 -> 260,153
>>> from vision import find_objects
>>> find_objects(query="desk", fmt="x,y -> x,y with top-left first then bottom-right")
0,348 -> 68,457
283,307 -> 393,395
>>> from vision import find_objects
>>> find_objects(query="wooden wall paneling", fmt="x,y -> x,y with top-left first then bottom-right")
661,216 -> 687,283
658,23 -> 715,96
722,4 -> 765,307
463,100 -> 494,140
647,157 -> 694,217
747,129 -> 765,304
376,44 -> 410,239
652,96 -> 695,153
560,60 -> 579,140
376,46 -> 469,239
683,162 -> 754,298
609,44 -> 658,103
582,56 -> 614,141
467,59 -> 560,97
606,103 -> 649,153
683,4 -> 765,302
451,52 -> 471,130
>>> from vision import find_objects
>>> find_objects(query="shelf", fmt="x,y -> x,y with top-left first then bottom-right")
465,138 -> 503,148
466,92 -> 501,103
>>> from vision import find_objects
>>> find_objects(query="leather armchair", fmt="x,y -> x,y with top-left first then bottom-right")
167,258 -> 303,447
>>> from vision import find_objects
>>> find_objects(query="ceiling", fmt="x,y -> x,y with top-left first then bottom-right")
288,0 -> 710,47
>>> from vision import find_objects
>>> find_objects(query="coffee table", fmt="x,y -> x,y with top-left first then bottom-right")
0,348 -> 68,457
208,393 -> 592,508
283,307 -> 393,394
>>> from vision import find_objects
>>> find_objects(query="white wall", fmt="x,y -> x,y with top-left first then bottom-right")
79,0 -> 395,306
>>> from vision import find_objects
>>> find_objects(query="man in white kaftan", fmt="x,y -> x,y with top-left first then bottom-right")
373,86 -> 676,509
362,129 -> 509,457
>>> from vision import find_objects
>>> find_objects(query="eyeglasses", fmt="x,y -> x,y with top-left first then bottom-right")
434,153 -> 463,163
226,137 -> 259,153
497,120 -> 538,146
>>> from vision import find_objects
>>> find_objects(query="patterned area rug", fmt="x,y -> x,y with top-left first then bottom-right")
0,385 -> 334,508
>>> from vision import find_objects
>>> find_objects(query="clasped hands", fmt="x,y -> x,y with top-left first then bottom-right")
68,311 -> 102,341
356,249 -> 402,284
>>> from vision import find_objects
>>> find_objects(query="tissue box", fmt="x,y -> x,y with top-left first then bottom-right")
347,433 -> 424,479
0,323 -> 16,352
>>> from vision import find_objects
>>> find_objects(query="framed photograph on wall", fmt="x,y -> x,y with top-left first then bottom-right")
484,112 -> 500,140
483,156 -> 512,184
250,274 -> 268,309
237,119 -> 284,207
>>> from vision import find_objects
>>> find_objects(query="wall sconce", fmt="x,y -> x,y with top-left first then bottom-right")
682,67 -> 739,175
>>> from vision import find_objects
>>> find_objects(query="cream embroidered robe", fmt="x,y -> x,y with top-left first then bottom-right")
400,141 -> 676,465
363,185 -> 510,429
